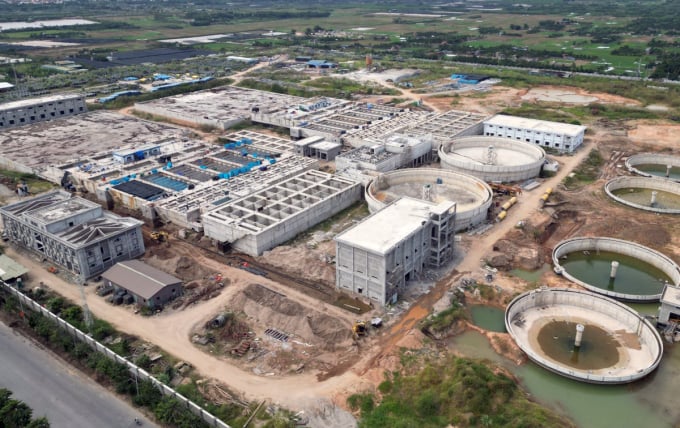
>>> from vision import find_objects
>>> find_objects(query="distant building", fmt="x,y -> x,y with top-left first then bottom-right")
0,254 -> 28,283
0,191 -> 145,280
451,74 -> 490,85
101,260 -> 182,308
307,60 -> 337,69
0,94 -> 86,130
483,114 -> 586,153
335,197 -> 456,306
0,82 -> 14,92
226,56 -> 259,65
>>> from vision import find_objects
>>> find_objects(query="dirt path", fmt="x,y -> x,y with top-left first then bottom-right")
457,141 -> 594,275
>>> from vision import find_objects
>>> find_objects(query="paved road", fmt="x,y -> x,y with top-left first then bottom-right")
0,321 -> 157,428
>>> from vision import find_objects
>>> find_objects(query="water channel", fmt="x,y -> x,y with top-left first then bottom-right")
559,250 -> 670,296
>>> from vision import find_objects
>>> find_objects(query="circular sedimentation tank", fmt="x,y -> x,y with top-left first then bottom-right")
438,136 -> 546,182
605,176 -> 680,214
365,168 -> 492,231
505,287 -> 663,384
626,153 -> 680,182
552,237 -> 680,302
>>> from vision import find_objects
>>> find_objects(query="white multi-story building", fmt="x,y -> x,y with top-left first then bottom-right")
335,197 -> 456,306
483,114 -> 586,153
0,94 -> 86,129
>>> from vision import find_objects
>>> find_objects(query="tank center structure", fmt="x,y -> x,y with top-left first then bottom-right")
506,288 -> 663,384
553,237 -> 680,302
365,168 -> 492,231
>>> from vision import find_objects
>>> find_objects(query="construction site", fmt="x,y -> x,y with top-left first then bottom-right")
3,71 -> 680,427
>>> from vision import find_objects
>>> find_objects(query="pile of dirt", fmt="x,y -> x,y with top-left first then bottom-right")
488,239 -> 542,271
261,242 -> 336,285
231,284 -> 351,350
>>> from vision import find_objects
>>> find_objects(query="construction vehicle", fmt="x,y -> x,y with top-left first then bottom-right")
47,266 -> 59,274
352,320 -> 367,338
150,231 -> 169,243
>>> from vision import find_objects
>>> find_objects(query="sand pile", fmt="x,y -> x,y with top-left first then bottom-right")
261,242 -> 336,285
231,284 -> 351,350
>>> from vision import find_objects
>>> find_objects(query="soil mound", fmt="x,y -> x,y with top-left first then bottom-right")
233,284 -> 351,350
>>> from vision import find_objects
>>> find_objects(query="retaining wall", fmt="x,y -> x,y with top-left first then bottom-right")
505,287 -> 663,384
0,281 -> 231,428
365,168 -> 492,231
439,136 -> 545,182
605,176 -> 680,214
552,237 -> 680,301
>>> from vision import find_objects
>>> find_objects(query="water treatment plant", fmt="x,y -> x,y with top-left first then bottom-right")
552,237 -> 680,301
505,287 -> 663,384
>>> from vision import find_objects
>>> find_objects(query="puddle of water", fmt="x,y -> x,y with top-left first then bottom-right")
469,304 -> 506,332
509,263 -> 550,284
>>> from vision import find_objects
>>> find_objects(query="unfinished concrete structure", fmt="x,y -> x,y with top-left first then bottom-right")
439,136 -> 546,182
0,94 -> 86,130
335,197 -> 456,306
605,176 -> 680,214
365,168 -> 492,231
484,115 -> 586,153
0,110 -> 187,176
392,110 -> 487,151
506,288 -> 663,384
0,191 -> 144,280
203,170 -> 361,256
49,130 -> 316,230
335,134 -> 434,184
134,86 -> 311,130
659,285 -> 680,326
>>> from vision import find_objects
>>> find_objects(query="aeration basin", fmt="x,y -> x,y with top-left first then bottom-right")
605,176 -> 680,214
506,288 -> 663,384
552,237 -> 680,302
366,168 -> 492,231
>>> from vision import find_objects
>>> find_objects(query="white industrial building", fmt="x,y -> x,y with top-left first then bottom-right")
0,191 -> 144,280
203,170 -> 361,256
483,115 -> 586,153
0,94 -> 86,130
335,197 -> 456,306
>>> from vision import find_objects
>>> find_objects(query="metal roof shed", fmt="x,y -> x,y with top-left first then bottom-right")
101,260 -> 182,308
0,255 -> 28,282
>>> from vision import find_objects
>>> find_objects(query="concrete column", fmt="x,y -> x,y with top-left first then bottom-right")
667,165 -> 673,178
651,191 -> 658,206
610,261 -> 620,279
575,323 -> 585,348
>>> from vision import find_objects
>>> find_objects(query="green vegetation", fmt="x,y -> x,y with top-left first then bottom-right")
420,292 -> 467,336
563,149 -> 604,189
0,388 -> 50,428
348,357 -> 572,427
0,169 -> 54,195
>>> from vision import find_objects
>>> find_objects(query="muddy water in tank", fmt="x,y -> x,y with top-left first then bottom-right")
536,321 -> 619,370
611,187 -> 680,210
635,164 -> 680,181
559,250 -> 671,296
449,330 -> 680,427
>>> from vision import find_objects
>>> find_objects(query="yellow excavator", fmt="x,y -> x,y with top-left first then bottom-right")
150,231 -> 169,243
352,321 -> 367,338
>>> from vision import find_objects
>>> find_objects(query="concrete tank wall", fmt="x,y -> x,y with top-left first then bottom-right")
505,288 -> 663,384
439,136 -> 545,182
626,153 -> 680,182
605,176 -> 680,214
365,168 -> 492,231
552,237 -> 680,301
